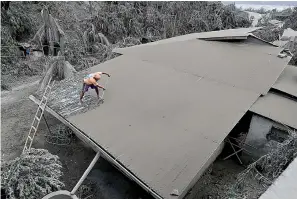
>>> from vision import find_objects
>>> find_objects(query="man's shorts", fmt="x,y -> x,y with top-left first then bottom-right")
82,83 -> 96,92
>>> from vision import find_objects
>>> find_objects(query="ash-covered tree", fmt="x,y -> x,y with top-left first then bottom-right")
1,148 -> 64,199
30,6 -> 77,92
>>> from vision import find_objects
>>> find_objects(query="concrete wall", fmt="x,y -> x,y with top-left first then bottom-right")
244,115 -> 287,159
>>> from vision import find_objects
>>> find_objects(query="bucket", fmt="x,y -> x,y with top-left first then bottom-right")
41,190 -> 78,199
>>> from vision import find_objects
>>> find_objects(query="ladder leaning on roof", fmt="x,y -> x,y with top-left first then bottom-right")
23,77 -> 55,153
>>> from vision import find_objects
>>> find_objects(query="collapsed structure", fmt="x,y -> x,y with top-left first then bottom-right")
32,27 -> 297,199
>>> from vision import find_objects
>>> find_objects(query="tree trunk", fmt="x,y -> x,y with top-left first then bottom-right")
38,63 -> 54,92
38,57 -> 76,93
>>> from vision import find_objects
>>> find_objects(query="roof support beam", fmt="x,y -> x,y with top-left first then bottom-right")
71,152 -> 101,195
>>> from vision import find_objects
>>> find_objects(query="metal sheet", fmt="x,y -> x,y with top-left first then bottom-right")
114,39 -> 287,95
60,56 -> 260,199
250,92 -> 297,129
40,32 -> 290,197
272,65 -> 297,97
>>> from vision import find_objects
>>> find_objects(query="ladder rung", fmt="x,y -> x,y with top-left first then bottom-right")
39,104 -> 45,110
45,87 -> 51,93
47,86 -> 52,89
31,126 -> 37,131
44,87 -> 50,93
40,97 -> 47,103
35,116 -> 41,121
36,110 -> 43,117
39,100 -> 45,106
27,136 -> 33,141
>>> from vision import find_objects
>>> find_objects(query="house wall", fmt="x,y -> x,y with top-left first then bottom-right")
244,115 -> 287,159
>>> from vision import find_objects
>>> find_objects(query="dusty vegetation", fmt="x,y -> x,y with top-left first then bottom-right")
1,148 -> 64,199
227,128 -> 297,198
190,128 -> 297,199
282,7 -> 297,65
253,26 -> 284,42
249,7 -> 297,65
1,1 -> 252,80
283,7 -> 297,30
243,7 -> 268,15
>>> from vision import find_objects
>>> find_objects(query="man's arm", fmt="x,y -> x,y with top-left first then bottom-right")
90,78 -> 105,90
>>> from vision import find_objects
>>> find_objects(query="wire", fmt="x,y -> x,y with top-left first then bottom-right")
1,46 -> 113,58
0,55 -> 66,58
1,44 -> 62,48
1,55 -> 27,58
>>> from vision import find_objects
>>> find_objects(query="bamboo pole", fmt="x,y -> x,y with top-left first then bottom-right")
70,152 -> 100,195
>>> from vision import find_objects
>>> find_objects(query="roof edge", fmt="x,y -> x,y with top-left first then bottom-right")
112,28 -> 263,54
112,47 -> 124,55
248,34 -> 280,47
198,35 -> 248,41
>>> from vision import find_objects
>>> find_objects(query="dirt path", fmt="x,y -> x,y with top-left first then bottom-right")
1,78 -> 40,161
245,11 -> 262,27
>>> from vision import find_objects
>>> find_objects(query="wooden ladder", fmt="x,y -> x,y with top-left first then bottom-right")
23,77 -> 55,153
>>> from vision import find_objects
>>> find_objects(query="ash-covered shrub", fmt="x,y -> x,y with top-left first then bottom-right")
1,148 -> 64,199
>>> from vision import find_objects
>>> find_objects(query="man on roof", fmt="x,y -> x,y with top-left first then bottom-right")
80,72 -> 111,103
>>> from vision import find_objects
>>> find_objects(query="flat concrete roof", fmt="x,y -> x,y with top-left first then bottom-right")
40,53 -> 260,199
250,92 -> 297,130
272,65 -> 297,97
114,39 -> 287,95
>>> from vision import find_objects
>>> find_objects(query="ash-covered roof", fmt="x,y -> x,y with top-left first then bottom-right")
33,28 -> 292,199
113,27 -> 261,52
273,65 -> 297,98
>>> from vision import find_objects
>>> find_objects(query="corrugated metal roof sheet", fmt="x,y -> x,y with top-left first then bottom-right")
250,92 -> 297,129
114,39 -> 287,95
272,65 -> 297,97
113,27 -> 261,53
44,55 -> 260,199
36,29 -> 292,199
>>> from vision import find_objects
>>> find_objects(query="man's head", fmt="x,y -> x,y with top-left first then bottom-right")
93,72 -> 102,80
